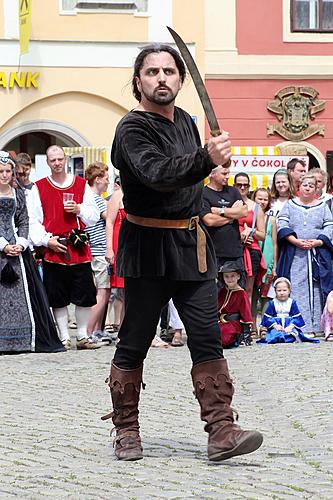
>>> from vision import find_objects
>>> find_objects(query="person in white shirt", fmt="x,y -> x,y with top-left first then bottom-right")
27,145 -> 100,350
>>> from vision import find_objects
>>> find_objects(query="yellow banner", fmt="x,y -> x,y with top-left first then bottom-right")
19,0 -> 32,55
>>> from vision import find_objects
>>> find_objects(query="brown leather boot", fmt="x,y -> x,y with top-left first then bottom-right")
101,362 -> 144,461
191,358 -> 263,461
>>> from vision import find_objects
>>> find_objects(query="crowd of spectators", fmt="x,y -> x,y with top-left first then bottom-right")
1,149 -> 333,355
202,160 -> 333,346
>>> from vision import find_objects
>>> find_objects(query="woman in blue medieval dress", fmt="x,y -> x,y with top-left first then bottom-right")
0,151 -> 64,354
276,173 -> 333,337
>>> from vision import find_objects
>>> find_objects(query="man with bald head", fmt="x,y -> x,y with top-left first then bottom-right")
201,165 -> 247,283
28,145 -> 100,350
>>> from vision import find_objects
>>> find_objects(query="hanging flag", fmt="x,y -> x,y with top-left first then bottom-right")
19,0 -> 32,55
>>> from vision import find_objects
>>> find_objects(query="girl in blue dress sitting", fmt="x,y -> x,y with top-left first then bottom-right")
258,277 -> 319,344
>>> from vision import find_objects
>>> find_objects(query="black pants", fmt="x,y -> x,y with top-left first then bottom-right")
159,303 -> 169,330
43,261 -> 96,308
113,277 -> 224,369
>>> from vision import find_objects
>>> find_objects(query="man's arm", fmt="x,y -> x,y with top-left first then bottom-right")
202,213 -> 233,228
211,200 -> 248,220
78,184 -> 100,226
27,185 -> 67,253
27,185 -> 53,247
118,118 -> 231,192
203,200 -> 248,227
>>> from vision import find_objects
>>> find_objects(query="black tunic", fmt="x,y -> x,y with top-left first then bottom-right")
111,107 -> 217,280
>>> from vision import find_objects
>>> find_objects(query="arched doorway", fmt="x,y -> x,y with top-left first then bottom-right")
0,119 -> 90,161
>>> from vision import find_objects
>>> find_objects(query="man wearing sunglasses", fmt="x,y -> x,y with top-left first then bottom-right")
201,165 -> 247,284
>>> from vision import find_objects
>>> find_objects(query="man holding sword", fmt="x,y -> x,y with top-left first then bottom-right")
102,40 -> 263,462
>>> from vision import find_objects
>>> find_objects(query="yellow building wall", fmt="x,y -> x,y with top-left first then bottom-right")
0,0 -> 207,146
30,0 -> 148,42
172,0 -> 206,137
0,4 -> 4,39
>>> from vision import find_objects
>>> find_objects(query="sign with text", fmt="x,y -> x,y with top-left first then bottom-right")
231,155 -> 309,175
0,72 -> 39,89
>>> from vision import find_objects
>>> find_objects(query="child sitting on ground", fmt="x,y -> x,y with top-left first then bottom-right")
218,261 -> 253,348
320,291 -> 333,341
258,277 -> 319,344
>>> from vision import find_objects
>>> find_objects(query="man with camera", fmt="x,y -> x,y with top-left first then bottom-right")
27,145 -> 100,350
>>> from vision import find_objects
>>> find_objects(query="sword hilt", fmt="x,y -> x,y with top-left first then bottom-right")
210,129 -> 231,168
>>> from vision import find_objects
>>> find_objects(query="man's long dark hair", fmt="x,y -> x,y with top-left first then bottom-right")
132,44 -> 186,102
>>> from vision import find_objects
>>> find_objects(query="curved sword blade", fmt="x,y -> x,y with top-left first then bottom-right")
167,26 -> 221,137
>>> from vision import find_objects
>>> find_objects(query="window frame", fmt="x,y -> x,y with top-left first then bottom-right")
291,0 -> 333,33
60,0 -> 148,13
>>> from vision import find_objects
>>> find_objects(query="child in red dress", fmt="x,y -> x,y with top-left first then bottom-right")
218,261 -> 253,348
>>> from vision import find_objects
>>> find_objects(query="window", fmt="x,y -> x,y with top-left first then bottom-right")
62,0 -> 77,9
62,0 -> 148,11
291,0 -> 333,32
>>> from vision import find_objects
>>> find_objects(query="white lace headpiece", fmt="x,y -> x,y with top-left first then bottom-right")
274,277 -> 292,290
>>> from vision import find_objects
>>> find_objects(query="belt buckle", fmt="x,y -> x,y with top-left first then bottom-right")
220,313 -> 227,324
188,216 -> 198,231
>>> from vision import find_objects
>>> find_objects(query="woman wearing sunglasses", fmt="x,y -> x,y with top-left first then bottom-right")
234,173 -> 266,336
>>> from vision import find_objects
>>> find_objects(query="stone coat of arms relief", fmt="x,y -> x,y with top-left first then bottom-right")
267,86 -> 325,141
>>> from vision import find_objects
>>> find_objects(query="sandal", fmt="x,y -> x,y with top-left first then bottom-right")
105,323 -> 119,334
171,337 -> 184,347
151,335 -> 169,348
251,330 -> 260,340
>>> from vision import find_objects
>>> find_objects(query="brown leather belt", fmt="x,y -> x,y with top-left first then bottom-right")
126,214 -> 207,273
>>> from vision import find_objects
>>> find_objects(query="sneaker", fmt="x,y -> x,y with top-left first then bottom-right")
160,326 -> 175,343
104,324 -> 120,342
68,321 -> 77,329
62,339 -> 71,350
91,330 -> 113,345
76,337 -> 102,350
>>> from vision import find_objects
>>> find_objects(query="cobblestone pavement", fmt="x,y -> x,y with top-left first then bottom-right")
1,338 -> 332,499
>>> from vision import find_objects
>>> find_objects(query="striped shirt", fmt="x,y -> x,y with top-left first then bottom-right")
85,194 -> 107,256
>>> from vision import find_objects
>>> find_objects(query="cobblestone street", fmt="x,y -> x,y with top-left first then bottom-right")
1,339 -> 332,499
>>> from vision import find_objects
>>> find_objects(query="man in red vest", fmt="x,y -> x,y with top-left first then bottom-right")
28,145 -> 100,350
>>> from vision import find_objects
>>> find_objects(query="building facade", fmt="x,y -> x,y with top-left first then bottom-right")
206,0 -> 333,172
0,0 -> 206,172
2,0 -> 333,177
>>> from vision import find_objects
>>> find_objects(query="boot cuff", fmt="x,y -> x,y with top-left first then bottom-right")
108,362 -> 144,393
191,358 -> 232,391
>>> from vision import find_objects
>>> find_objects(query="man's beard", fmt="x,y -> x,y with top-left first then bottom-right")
142,86 -> 177,106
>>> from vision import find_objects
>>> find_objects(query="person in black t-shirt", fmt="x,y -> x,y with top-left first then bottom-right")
201,165 -> 247,284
